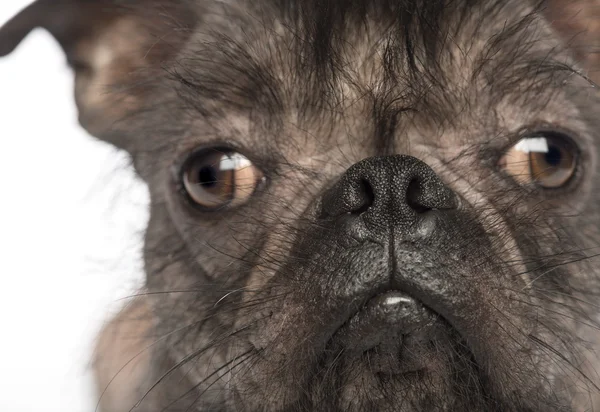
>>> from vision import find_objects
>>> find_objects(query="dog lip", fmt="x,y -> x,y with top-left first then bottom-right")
331,290 -> 438,353
361,290 -> 435,328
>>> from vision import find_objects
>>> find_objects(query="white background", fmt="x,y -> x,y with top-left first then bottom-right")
0,1 -> 148,410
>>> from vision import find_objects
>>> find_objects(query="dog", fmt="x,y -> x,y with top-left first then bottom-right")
2,0 -> 600,410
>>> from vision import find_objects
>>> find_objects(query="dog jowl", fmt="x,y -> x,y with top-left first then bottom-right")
2,0 -> 600,410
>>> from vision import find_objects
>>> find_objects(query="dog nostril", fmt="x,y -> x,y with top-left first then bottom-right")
406,178 -> 430,213
350,179 -> 375,214
321,156 -> 456,222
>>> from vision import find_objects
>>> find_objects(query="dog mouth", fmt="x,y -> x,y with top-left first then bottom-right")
241,235 -> 495,406
279,285 -> 483,412
327,289 -> 457,376
238,243 -> 537,411
334,291 -> 438,350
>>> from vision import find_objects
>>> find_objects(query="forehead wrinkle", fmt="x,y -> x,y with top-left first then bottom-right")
168,0 -> 580,155
170,31 -> 285,121
272,0 -> 559,134
459,3 -> 583,107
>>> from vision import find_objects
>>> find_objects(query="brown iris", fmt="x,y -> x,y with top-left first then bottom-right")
499,134 -> 578,189
182,149 -> 263,209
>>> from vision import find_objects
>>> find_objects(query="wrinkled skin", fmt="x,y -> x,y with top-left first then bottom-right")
2,0 -> 600,411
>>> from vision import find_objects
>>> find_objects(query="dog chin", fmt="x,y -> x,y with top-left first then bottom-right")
319,295 -> 468,412
236,298 -> 480,412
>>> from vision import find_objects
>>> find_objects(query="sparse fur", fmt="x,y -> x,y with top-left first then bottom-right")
2,0 -> 600,411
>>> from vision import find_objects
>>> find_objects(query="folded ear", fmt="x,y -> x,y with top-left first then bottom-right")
543,0 -> 600,84
0,0 -> 197,151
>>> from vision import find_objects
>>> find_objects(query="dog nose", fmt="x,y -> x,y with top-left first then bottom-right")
321,155 -> 457,234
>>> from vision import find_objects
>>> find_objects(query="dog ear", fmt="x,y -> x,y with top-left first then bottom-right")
543,0 -> 600,84
0,0 -> 197,151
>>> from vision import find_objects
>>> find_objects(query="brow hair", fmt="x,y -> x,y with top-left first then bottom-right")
167,0 -> 576,140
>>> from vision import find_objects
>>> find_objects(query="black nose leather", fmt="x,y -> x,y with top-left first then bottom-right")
321,155 -> 457,234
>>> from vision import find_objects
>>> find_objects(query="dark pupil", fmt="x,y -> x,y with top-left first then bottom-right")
544,145 -> 562,167
198,166 -> 218,187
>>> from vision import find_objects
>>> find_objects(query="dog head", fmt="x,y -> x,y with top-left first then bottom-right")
3,0 -> 600,410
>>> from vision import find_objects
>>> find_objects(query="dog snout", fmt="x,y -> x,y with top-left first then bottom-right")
321,155 -> 457,237
310,155 -> 464,371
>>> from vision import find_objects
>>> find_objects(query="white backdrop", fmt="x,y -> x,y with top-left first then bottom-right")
0,1 -> 148,411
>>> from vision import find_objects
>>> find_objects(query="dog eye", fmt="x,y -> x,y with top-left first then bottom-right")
182,149 -> 263,209
499,133 -> 578,189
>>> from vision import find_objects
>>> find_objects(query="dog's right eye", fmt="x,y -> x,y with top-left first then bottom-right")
181,148 -> 264,209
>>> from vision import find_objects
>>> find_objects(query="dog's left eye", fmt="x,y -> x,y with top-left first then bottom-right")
182,148 -> 263,209
499,133 -> 578,189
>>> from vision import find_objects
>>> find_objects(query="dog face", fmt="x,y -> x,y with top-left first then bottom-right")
3,0 -> 600,410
